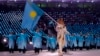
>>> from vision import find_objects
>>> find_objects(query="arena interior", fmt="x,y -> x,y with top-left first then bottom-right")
0,0 -> 100,56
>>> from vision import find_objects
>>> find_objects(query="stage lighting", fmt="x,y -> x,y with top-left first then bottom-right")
62,0 -> 65,2
91,0 -> 94,3
14,0 -> 16,2
58,4 -> 61,7
29,41 -> 33,45
3,38 -> 7,43
46,0 -> 51,2
77,0 -> 80,3
46,0 -> 49,2
71,1 -> 73,3
31,0 -> 33,2
86,0 -> 90,2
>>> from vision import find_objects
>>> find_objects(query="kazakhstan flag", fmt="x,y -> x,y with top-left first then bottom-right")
21,2 -> 44,31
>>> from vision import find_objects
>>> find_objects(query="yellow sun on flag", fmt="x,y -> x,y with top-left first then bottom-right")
30,11 -> 37,18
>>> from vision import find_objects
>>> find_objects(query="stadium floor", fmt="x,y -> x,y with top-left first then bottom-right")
0,49 -> 100,56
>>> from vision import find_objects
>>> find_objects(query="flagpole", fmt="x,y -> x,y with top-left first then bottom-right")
44,12 -> 58,24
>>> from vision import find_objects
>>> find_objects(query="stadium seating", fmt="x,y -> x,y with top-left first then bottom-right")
0,7 -> 100,35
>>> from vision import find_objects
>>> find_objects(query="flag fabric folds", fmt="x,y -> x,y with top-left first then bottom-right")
21,2 -> 44,31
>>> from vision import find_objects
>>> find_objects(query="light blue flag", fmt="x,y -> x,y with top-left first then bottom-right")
21,2 -> 44,31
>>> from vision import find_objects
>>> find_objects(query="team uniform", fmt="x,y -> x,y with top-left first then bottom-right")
43,34 -> 57,52
16,33 -> 29,53
96,36 -> 100,49
90,34 -> 96,49
49,36 -> 57,52
77,35 -> 84,50
85,34 -> 91,50
69,34 -> 77,50
73,34 -> 77,50
65,34 -> 70,48
32,30 -> 42,54
6,34 -> 16,53
45,35 -> 51,51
